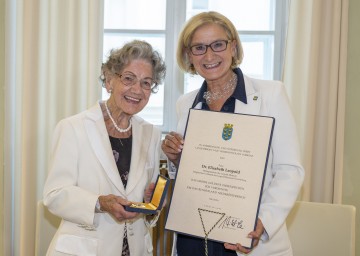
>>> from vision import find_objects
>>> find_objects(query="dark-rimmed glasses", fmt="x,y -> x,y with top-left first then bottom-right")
189,40 -> 232,56
115,72 -> 156,91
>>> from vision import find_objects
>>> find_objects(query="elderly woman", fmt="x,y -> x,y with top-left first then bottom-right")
162,11 -> 304,256
43,40 -> 166,256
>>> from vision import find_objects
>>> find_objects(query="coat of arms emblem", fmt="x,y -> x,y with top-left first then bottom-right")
222,123 -> 233,141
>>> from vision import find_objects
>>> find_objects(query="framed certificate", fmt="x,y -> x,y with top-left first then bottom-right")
165,109 -> 274,248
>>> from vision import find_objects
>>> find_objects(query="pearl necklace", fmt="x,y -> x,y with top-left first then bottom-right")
104,100 -> 132,133
203,73 -> 237,104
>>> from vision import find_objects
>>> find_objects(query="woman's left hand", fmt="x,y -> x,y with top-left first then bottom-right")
144,183 -> 155,203
144,182 -> 167,209
224,218 -> 264,254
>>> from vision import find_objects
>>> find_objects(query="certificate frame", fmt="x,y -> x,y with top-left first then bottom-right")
165,109 -> 274,248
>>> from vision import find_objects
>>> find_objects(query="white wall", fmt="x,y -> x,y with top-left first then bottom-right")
0,0 -> 5,253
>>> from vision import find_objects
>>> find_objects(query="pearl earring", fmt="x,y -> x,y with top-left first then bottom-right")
108,89 -> 112,94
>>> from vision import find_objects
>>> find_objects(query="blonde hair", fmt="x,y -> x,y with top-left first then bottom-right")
177,11 -> 243,75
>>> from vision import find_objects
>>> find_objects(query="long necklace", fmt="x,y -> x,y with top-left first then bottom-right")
198,208 -> 225,256
203,73 -> 237,105
104,100 -> 132,133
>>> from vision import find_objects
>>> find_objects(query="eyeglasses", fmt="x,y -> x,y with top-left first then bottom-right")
189,40 -> 232,56
115,72 -> 156,91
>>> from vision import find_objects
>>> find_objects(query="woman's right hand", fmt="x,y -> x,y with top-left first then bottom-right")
161,131 -> 184,168
98,194 -> 138,222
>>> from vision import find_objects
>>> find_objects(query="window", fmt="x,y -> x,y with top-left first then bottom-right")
103,0 -> 289,131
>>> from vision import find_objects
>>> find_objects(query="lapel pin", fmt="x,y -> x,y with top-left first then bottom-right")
253,96 -> 258,101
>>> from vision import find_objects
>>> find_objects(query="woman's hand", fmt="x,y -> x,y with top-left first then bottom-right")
144,182 -> 155,203
224,218 -> 264,254
98,194 -> 138,222
144,182 -> 167,208
161,131 -> 184,168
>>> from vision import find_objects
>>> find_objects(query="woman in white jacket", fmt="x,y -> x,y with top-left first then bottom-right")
43,40 -> 166,256
162,12 -> 304,256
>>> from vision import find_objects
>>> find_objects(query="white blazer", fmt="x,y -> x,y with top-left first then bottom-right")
173,76 -> 304,256
43,102 -> 161,256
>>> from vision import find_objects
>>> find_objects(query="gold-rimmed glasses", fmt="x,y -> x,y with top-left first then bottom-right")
115,72 -> 157,90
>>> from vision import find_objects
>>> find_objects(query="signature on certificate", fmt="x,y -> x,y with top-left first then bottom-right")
218,216 -> 244,230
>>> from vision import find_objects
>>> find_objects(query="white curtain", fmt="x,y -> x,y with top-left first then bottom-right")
4,0 -> 104,255
283,0 -> 349,203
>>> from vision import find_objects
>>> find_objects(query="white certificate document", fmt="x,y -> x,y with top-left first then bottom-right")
165,109 -> 274,248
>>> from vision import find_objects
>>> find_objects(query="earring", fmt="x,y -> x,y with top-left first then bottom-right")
108,89 -> 112,94
190,63 -> 195,72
